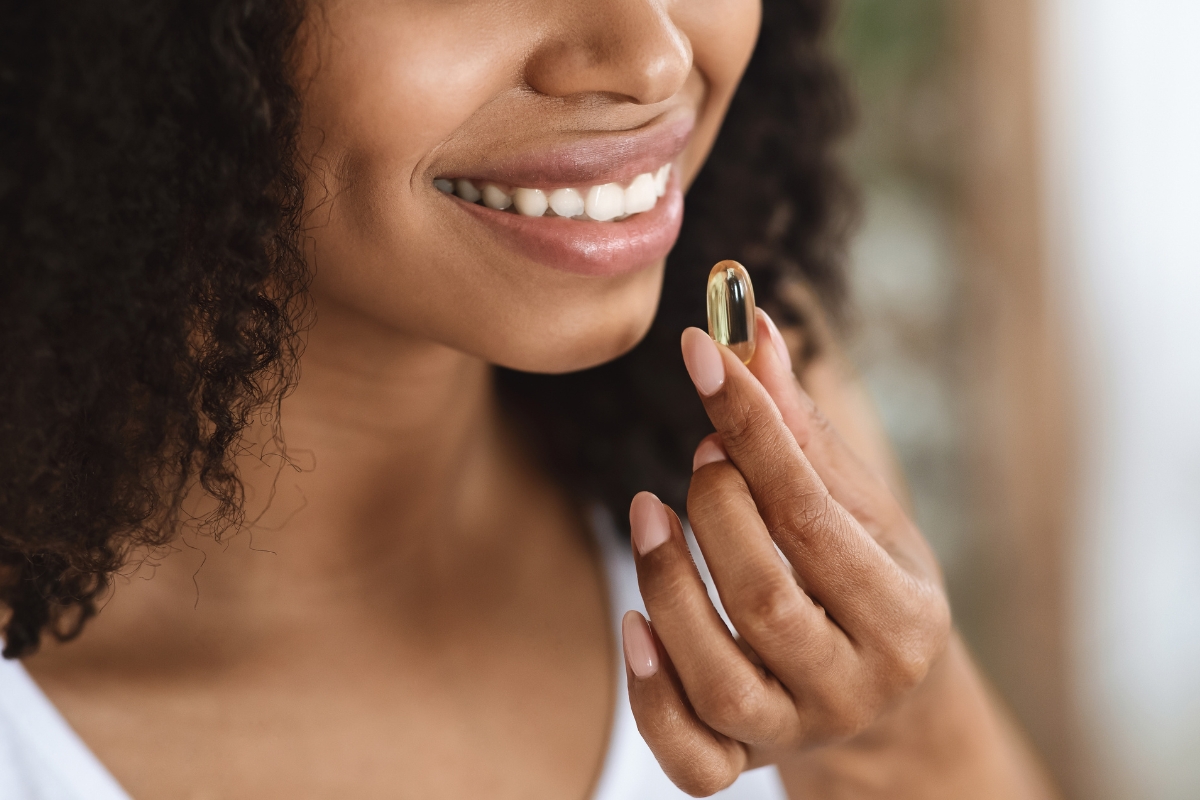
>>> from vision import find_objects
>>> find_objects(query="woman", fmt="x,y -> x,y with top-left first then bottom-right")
0,0 -> 1058,796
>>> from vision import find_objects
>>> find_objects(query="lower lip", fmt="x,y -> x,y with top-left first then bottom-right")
449,174 -> 684,277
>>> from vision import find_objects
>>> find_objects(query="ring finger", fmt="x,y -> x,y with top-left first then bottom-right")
685,451 -> 861,699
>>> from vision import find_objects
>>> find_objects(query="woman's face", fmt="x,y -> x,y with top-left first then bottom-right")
296,0 -> 761,372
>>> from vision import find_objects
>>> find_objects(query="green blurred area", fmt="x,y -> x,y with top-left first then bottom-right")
836,0 -> 947,85
832,0 -> 958,187
826,0 -> 971,585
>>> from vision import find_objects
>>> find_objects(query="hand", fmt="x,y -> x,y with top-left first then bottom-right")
621,310 -> 951,796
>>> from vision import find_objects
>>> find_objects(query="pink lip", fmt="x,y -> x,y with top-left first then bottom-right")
445,114 -> 694,189
438,113 -> 691,276
451,173 -> 684,277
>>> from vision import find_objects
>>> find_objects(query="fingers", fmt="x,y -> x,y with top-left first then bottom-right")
680,327 -> 914,642
629,492 -> 798,747
747,311 -> 941,582
748,311 -> 901,535
685,448 -> 951,743
622,611 -> 749,797
684,452 -> 861,696
664,321 -> 953,768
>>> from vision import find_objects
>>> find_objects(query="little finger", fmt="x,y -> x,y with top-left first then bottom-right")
631,492 -> 798,746
623,611 -> 748,797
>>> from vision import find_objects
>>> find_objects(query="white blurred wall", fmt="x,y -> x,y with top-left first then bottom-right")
1039,1 -> 1200,796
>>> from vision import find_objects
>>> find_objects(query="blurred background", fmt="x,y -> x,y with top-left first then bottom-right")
831,0 -> 1200,797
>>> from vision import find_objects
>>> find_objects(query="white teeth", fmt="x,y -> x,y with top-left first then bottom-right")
481,183 -> 512,210
442,163 -> 671,222
455,178 -> 481,203
653,164 -> 670,197
623,173 -> 657,215
513,187 -> 548,217
585,183 -> 625,222
548,187 -> 585,218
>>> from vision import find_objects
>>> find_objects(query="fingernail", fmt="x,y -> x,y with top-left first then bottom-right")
760,309 -> 793,372
692,438 -> 728,471
629,491 -> 671,554
622,611 -> 659,678
681,327 -> 726,397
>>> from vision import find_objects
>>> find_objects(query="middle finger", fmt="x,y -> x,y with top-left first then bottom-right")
686,452 -> 859,694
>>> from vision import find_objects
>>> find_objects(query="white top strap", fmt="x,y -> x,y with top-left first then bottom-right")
0,654 -> 131,800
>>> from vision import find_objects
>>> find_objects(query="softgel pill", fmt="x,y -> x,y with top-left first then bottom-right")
706,260 -> 756,364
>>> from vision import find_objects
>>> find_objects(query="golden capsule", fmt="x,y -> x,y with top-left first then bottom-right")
706,260 -> 756,364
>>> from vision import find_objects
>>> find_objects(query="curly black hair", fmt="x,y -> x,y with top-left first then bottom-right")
0,0 -> 854,658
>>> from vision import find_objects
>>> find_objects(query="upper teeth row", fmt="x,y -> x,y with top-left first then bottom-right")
434,164 -> 670,222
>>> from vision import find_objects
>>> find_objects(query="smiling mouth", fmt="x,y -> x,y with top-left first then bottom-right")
433,163 -> 672,223
428,114 -> 690,276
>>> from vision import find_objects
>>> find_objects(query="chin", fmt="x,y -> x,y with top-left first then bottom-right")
488,275 -> 663,375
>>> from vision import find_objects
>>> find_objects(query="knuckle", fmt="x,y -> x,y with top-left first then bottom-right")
719,393 -> 772,454
805,493 -> 842,532
778,491 -> 840,548
809,407 -> 837,440
829,703 -> 876,741
927,587 -> 953,641
795,618 -> 841,672
692,677 -> 768,732
810,689 -> 877,742
639,562 -> 698,615
676,760 -> 740,798
790,400 -> 831,449
880,587 -> 952,690
754,464 -> 808,509
737,581 -> 804,645
878,640 -> 933,691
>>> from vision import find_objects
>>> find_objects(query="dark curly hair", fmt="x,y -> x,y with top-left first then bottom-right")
0,0 -> 854,658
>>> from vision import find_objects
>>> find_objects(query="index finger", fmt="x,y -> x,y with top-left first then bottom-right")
747,310 -> 899,535
679,326 -> 921,644
748,311 -> 941,583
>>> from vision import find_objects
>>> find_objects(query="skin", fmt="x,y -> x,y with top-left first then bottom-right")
22,0 -> 1059,797
295,0 -> 749,372
629,314 -> 1058,797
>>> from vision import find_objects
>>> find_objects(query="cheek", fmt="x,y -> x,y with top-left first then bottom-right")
298,3 -> 511,200
671,0 -> 760,189
296,5 -> 560,367
678,0 -> 761,98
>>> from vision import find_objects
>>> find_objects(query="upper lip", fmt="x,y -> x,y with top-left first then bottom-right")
435,111 -> 694,190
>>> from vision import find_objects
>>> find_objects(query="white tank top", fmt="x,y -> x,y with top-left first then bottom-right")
0,509 -> 786,799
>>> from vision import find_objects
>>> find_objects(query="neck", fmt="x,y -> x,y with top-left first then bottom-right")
24,304 -> 614,739
224,299 -> 553,594
70,300 -> 578,647
267,303 -> 504,549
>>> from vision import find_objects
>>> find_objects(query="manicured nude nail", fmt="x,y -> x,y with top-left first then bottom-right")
692,438 -> 728,471
629,491 -> 671,554
759,309 -> 793,372
622,611 -> 659,679
681,327 -> 726,396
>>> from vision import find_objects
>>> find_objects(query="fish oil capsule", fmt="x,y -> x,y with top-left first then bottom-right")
706,260 -> 756,363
